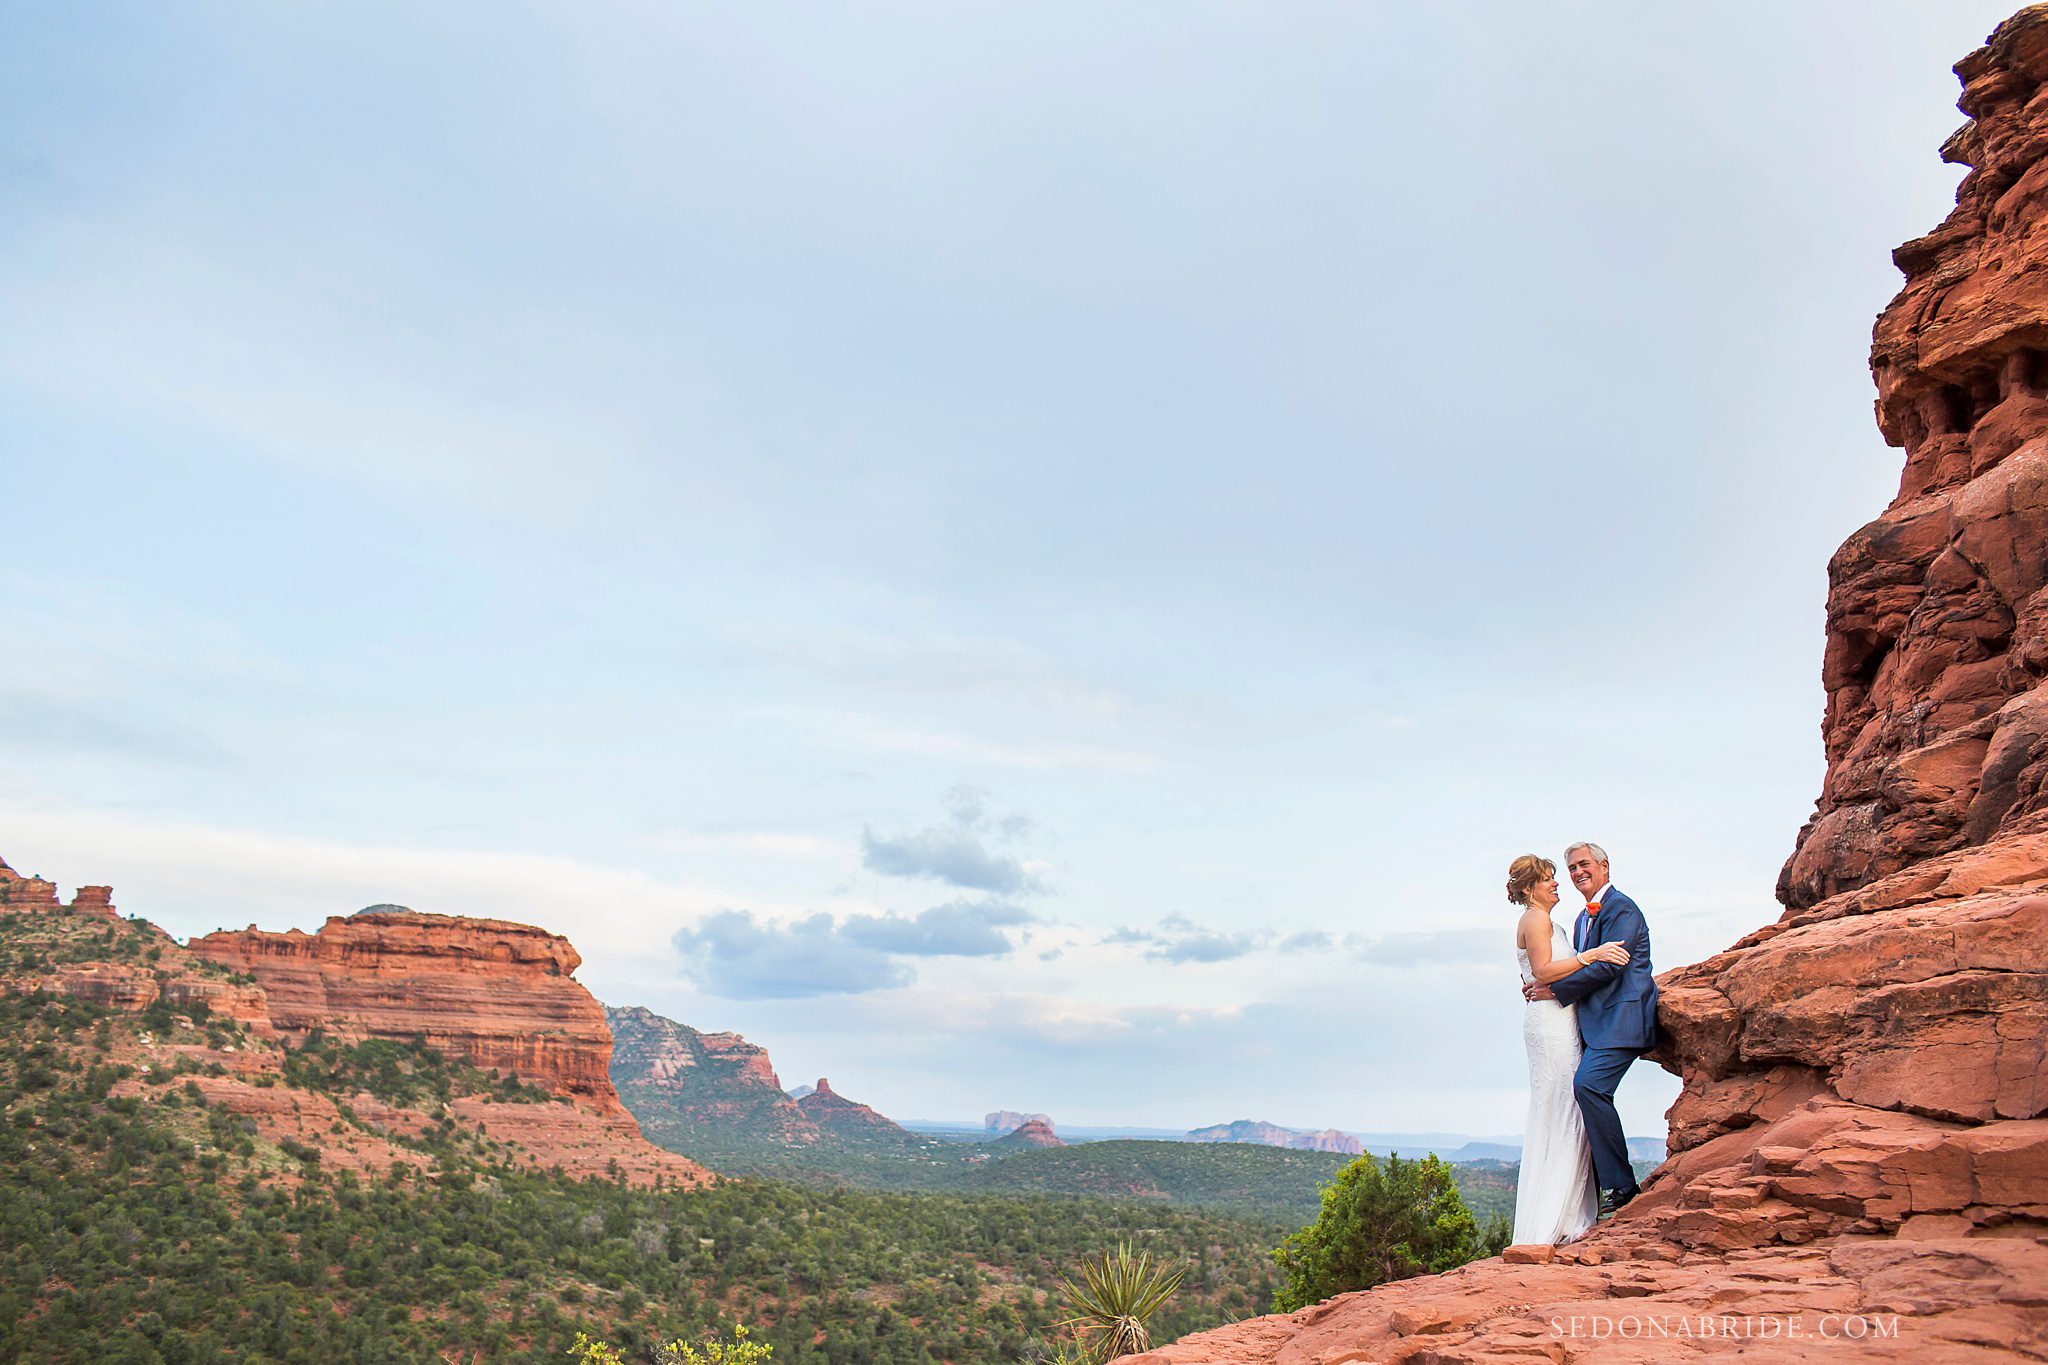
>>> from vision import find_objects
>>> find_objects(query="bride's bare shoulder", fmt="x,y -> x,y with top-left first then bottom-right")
1513,905 -> 1547,949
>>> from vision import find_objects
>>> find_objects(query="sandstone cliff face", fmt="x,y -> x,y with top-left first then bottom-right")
606,1004 -> 822,1144
1,854 -> 119,920
1,862 -> 712,1189
1783,6 -> 2048,909
190,908 -> 624,1116
1134,12 -> 2048,1362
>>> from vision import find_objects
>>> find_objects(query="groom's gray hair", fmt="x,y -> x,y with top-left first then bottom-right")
1565,840 -> 1609,866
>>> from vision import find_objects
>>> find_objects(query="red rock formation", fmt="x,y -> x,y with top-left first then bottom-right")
190,907 -> 628,1117
992,1116 -> 1064,1149
986,1109 -> 1054,1136
605,1005 -> 822,1143
1134,12 -> 2048,1362
2,855 -> 712,1189
1285,1128 -> 1366,1155
0,854 -> 62,912
795,1077 -> 910,1136
1185,1119 -> 1366,1155
0,855 -> 114,918
1781,6 -> 2048,909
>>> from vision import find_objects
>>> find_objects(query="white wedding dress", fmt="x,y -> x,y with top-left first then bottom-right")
1512,918 -> 1599,1245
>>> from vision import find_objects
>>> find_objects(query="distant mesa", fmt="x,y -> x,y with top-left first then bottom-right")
985,1109 -> 1054,1137
786,1082 -> 816,1100
796,1077 -> 911,1137
989,1116 -> 1063,1149
351,903 -> 415,917
1184,1119 -> 1364,1155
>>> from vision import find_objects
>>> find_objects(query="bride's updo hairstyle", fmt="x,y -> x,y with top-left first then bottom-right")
1506,854 -> 1555,906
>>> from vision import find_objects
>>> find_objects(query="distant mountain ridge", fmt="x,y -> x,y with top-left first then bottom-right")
1185,1119 -> 1363,1154
602,1004 -> 1671,1176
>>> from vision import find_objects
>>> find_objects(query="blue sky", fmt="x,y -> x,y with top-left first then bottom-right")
0,1 -> 2017,1137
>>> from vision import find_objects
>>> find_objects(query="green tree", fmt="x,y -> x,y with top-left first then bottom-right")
1269,1154 -> 1491,1312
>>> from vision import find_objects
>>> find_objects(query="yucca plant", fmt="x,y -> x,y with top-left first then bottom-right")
1055,1241 -> 1187,1362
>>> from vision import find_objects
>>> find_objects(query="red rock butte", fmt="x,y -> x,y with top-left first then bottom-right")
795,1076 -> 913,1136
1133,10 -> 2048,1363
2,862 -> 713,1188
189,907 -> 626,1117
0,854 -> 118,920
996,1117 -> 1064,1149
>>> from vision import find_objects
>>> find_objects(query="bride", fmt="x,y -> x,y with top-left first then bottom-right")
1506,854 -> 1629,1245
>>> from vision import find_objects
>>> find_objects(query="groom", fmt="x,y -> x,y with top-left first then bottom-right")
1524,840 -> 1657,1214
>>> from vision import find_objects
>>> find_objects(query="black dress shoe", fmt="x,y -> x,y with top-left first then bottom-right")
1599,1186 -> 1641,1217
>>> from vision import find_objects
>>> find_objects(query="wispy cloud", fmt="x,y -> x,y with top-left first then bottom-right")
861,785 -> 1050,894
671,896 -> 1032,999
861,823 -> 1043,894
1108,912 -> 1267,964
841,898 -> 1032,956
672,909 -> 913,999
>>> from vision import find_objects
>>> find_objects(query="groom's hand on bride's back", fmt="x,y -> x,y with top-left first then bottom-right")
1522,982 -> 1556,1001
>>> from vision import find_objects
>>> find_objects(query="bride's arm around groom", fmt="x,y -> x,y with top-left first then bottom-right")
1546,889 -> 1654,1033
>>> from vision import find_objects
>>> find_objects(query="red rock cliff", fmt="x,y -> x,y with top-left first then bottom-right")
0,855 -> 119,920
190,907 -> 628,1117
1134,11 -> 2048,1363
605,1004 -> 823,1143
1782,7 -> 2048,909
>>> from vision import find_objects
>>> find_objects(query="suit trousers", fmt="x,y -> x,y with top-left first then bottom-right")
1573,1045 -> 1639,1193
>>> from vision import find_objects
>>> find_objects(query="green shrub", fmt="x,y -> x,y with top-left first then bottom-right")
1270,1154 -> 1495,1312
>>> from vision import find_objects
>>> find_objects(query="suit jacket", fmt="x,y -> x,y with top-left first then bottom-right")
1549,887 -> 1658,1051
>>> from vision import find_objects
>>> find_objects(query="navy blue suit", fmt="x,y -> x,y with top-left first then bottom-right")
1549,887 -> 1656,1193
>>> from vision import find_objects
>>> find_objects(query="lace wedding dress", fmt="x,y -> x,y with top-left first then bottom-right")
1512,919 -> 1599,1244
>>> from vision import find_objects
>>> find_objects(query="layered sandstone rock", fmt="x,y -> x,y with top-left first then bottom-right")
0,858 -> 273,1027
0,855 -> 62,912
190,908 -> 627,1117
1,855 -> 712,1188
1133,11 -> 2048,1362
606,1005 -> 822,1144
991,1116 -> 1064,1149
1782,3 -> 2048,909
0,855 -> 118,919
